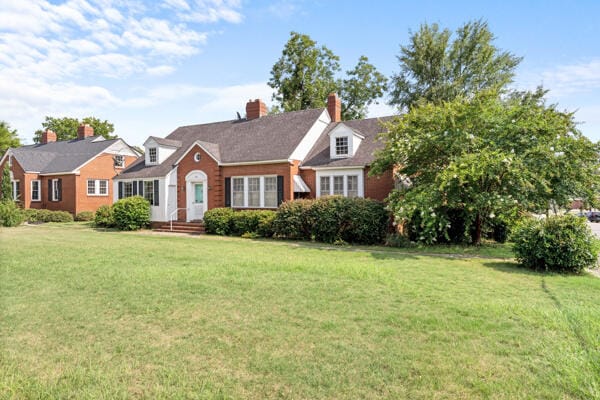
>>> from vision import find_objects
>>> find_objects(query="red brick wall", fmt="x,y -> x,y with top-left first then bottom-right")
41,174 -> 77,213
299,168 -> 316,195
76,153 -> 138,214
364,167 -> 394,201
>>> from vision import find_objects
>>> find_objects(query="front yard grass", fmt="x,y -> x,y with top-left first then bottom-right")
1,223 -> 599,399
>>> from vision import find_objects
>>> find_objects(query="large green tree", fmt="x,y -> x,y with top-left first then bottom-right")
389,20 -> 522,109
269,32 -> 387,120
0,121 -> 20,157
33,116 -> 116,143
1,163 -> 12,202
372,89 -> 600,244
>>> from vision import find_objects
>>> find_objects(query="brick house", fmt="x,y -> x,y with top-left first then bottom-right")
115,94 -> 395,223
0,124 -> 139,215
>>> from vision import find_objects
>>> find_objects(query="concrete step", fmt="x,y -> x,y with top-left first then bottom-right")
153,221 -> 205,234
153,228 -> 204,235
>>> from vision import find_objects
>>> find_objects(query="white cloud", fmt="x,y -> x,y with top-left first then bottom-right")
367,102 -> 397,118
519,59 -> 600,97
146,65 -> 176,76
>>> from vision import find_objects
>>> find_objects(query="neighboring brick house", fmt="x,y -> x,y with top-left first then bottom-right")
0,124 -> 139,215
115,94 -> 396,223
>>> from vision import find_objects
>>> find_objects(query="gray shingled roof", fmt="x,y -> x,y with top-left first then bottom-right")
117,108 -> 327,179
147,136 -> 182,148
10,136 -> 121,174
301,116 -> 395,168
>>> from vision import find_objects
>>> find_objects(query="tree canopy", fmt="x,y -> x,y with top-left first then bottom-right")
33,116 -> 116,143
372,89 -> 600,244
269,32 -> 387,120
0,121 -> 20,157
389,20 -> 522,109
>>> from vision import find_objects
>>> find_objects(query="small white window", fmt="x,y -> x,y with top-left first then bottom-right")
232,178 -> 244,207
335,137 -> 349,156
248,177 -> 260,207
148,148 -> 157,163
333,176 -> 344,195
347,175 -> 359,198
114,155 -> 125,168
193,152 -> 201,162
87,179 -> 109,196
264,177 -> 277,208
98,180 -> 108,195
320,176 -> 330,196
12,180 -> 20,201
87,180 -> 95,195
31,180 -> 41,201
52,179 -> 59,201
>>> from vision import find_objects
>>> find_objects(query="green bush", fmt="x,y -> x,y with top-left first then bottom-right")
94,205 -> 115,228
75,211 -> 94,222
204,208 -> 276,237
112,196 -> 150,231
511,215 -> 598,273
273,197 -> 390,244
203,208 -> 235,235
272,200 -> 315,240
0,201 -> 24,227
24,209 -> 73,223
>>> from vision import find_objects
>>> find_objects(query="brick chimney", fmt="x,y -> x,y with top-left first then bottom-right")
77,123 -> 94,139
327,93 -> 341,122
246,99 -> 267,120
41,129 -> 56,144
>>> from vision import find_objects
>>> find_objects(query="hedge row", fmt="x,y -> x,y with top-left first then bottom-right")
204,208 -> 276,237
205,197 -> 390,245
0,202 -> 77,227
94,196 -> 150,230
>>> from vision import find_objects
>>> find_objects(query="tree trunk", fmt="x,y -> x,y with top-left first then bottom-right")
473,213 -> 482,245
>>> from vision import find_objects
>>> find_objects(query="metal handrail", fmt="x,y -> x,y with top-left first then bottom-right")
169,208 -> 188,231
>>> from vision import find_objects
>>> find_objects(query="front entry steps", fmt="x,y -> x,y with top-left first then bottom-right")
153,221 -> 205,234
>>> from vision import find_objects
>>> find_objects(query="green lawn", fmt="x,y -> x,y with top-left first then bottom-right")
1,223 -> 599,399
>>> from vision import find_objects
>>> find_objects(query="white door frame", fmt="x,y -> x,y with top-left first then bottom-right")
185,170 -> 208,221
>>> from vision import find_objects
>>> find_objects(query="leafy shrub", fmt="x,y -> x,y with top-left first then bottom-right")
511,215 -> 598,273
112,196 -> 150,231
94,205 -> 115,228
273,197 -> 390,244
385,233 -> 415,248
75,211 -> 94,222
0,201 -> 24,227
272,200 -> 314,240
203,207 -> 235,235
24,209 -> 73,223
204,208 -> 276,237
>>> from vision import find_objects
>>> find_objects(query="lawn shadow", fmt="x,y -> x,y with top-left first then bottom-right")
276,240 -> 422,261
481,260 -> 544,276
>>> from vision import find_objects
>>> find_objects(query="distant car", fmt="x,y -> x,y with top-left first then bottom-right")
588,212 -> 600,223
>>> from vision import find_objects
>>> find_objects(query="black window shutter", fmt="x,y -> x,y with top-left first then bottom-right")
138,181 -> 144,197
57,179 -> 62,201
224,177 -> 231,207
118,181 -> 123,199
277,175 -> 284,205
48,180 -> 52,201
153,180 -> 159,206
132,180 -> 137,196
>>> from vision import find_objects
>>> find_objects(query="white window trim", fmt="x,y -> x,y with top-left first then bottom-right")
87,179 -> 109,196
114,155 -> 125,168
148,148 -> 158,164
144,180 -> 155,205
51,179 -> 59,201
31,180 -> 41,201
335,136 -> 349,157
316,170 -> 364,198
12,180 -> 20,201
231,175 -> 278,209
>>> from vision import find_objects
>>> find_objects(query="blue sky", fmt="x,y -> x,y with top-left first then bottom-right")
1,0 -> 599,146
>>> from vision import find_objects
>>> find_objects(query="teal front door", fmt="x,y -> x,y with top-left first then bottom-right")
190,182 -> 205,220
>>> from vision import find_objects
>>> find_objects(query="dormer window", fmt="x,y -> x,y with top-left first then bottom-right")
335,136 -> 349,157
149,148 -> 157,163
114,155 -> 125,168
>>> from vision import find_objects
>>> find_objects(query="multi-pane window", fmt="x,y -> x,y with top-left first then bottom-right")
333,176 -> 344,195
320,176 -> 330,196
87,179 -> 109,196
31,180 -> 40,201
123,182 -> 133,198
148,148 -> 157,163
231,176 -> 279,208
232,177 -> 245,207
347,175 -> 358,198
248,177 -> 260,207
144,181 -> 154,205
114,155 -> 125,168
264,177 -> 277,208
335,136 -> 349,156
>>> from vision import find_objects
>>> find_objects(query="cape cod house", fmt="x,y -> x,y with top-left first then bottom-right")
114,94 -> 395,225
0,124 -> 139,215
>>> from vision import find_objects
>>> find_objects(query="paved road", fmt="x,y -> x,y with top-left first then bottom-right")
589,222 -> 600,238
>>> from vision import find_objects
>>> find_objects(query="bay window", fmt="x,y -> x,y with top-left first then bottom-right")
232,178 -> 245,207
